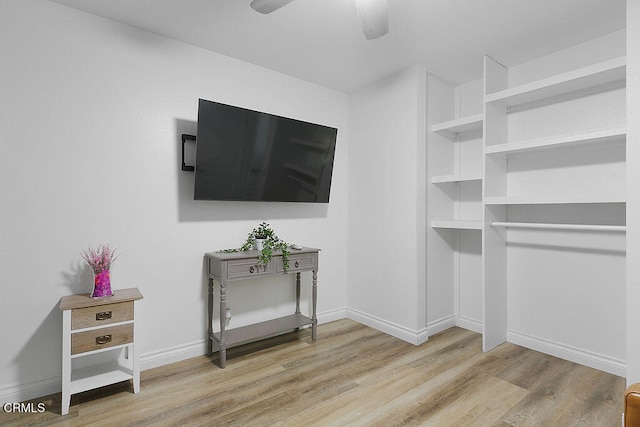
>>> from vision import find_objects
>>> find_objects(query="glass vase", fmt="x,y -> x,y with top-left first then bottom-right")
91,269 -> 113,298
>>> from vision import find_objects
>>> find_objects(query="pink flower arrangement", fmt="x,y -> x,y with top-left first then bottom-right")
82,244 -> 118,274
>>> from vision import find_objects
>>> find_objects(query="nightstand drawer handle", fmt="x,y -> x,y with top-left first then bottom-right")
249,266 -> 255,273
96,335 -> 112,345
295,261 -> 299,268
96,311 -> 112,321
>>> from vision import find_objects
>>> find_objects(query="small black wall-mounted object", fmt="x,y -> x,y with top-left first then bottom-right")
181,134 -> 196,172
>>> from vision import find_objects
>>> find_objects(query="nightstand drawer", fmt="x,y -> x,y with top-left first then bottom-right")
71,301 -> 134,330
276,253 -> 317,273
226,259 -> 274,280
71,324 -> 134,355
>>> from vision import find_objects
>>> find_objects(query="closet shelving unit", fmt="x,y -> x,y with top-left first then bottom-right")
427,79 -> 485,335
490,221 -> 626,232
431,220 -> 483,230
482,55 -> 627,352
431,174 -> 482,184
430,113 -> 484,230
431,113 -> 484,137
483,194 -> 626,205
484,127 -> 626,156
484,57 -> 625,109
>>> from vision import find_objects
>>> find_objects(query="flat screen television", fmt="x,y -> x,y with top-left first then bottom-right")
194,99 -> 338,203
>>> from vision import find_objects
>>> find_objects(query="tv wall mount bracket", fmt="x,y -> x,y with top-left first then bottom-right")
181,134 -> 195,172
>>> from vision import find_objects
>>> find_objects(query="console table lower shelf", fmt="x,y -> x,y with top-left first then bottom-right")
205,247 -> 319,368
210,313 -> 313,349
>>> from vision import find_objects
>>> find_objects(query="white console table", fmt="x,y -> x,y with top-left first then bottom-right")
204,247 -> 318,368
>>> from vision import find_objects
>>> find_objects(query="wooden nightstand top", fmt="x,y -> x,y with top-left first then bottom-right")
59,287 -> 143,311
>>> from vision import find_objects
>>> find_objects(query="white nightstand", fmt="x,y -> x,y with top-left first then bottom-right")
59,288 -> 143,415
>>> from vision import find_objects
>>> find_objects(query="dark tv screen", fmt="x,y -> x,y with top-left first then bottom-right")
194,99 -> 338,202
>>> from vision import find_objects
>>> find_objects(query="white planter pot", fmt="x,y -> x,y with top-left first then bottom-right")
252,238 -> 265,251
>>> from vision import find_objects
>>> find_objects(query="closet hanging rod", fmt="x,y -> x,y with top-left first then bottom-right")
490,222 -> 626,232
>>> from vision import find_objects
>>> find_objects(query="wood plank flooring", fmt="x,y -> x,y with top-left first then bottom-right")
0,319 -> 625,426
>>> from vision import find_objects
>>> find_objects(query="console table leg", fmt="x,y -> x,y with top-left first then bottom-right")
207,278 -> 214,357
312,270 -> 317,341
219,281 -> 227,368
295,272 -> 301,315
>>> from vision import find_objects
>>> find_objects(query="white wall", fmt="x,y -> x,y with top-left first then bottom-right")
425,74 -> 456,332
0,0 -> 349,401
507,30 -> 626,87
456,79 -> 484,117
627,0 -> 640,386
347,65 -> 428,343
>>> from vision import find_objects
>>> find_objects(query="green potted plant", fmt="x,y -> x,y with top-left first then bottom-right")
246,222 -> 270,251
238,222 -> 291,272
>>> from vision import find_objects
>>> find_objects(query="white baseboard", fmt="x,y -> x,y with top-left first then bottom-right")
506,329 -> 626,377
0,375 -> 61,406
0,309 -> 349,403
428,319 -> 626,376
426,315 -> 456,336
317,307 -> 348,324
426,315 -> 482,336
140,340 -> 208,371
456,316 -> 482,334
347,308 -> 429,345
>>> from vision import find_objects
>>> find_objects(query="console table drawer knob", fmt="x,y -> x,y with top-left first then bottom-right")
249,266 -> 255,274
96,311 -> 112,321
295,261 -> 299,268
96,335 -> 112,345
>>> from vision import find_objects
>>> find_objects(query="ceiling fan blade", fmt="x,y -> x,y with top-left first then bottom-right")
355,0 -> 389,40
250,0 -> 295,14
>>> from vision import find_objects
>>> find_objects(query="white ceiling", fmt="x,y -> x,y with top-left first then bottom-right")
49,0 -> 625,92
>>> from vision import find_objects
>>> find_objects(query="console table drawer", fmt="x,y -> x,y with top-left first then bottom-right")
276,253 -> 317,273
71,301 -> 134,330
71,323 -> 134,355
226,259 -> 274,280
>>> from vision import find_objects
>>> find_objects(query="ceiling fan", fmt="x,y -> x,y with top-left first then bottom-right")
249,0 -> 389,40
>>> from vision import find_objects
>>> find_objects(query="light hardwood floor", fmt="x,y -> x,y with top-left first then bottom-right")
0,319 -> 625,426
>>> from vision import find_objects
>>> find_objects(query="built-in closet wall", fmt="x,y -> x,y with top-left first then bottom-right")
348,65 -> 428,344
627,0 -> 640,386
427,29 -> 627,376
